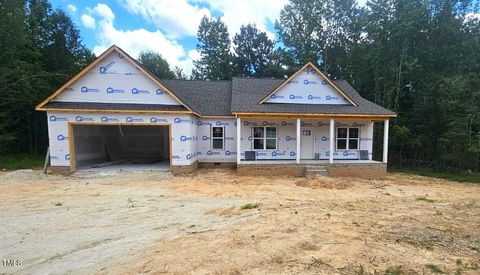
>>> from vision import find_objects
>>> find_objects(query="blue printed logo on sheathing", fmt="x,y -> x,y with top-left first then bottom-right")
126,117 -> 144,123
131,88 -> 150,94
207,151 -> 221,156
50,155 -> 59,160
271,94 -> 285,99
216,121 -> 229,126
290,151 -> 296,156
174,118 -> 191,124
322,80 -> 328,85
306,67 -> 316,74
321,136 -> 328,141
256,152 -> 267,156
287,80 -> 299,84
202,136 -> 210,141
57,135 -> 68,141
81,86 -> 100,93
281,121 -> 294,126
101,116 -> 119,122
186,154 -> 193,160
289,94 -> 303,100
150,118 -> 168,123
343,151 -> 356,157
307,95 -> 321,100
225,137 -> 234,140
172,155 -> 181,160
272,151 -> 286,157
285,136 -> 296,141
180,135 -> 193,142
65,154 -> 70,160
107,87 -> 125,94
225,151 -> 236,156
49,116 -> 68,122
155,89 -> 165,95
303,79 -> 317,85
99,61 -> 116,74
75,116 -> 94,122
326,95 -> 339,101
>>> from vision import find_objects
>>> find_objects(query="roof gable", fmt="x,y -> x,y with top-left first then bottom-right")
259,63 -> 357,106
36,46 -> 195,113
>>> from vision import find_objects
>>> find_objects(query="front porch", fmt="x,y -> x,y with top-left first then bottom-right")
235,116 -> 390,178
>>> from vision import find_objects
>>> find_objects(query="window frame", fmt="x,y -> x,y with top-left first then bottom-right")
252,126 -> 277,150
336,127 -> 360,150
211,126 -> 225,150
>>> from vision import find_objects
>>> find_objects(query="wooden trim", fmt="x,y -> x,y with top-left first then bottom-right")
68,123 -> 75,173
35,45 -> 199,116
67,122 -> 172,173
257,62 -> 358,106
37,107 -> 193,114
199,116 -> 236,119
234,112 -> 397,119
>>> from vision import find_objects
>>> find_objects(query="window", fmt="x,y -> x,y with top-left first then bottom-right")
336,127 -> 359,150
212,126 -> 224,150
253,126 -> 277,150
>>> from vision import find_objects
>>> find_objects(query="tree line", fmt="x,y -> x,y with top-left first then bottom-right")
1,0 -> 479,173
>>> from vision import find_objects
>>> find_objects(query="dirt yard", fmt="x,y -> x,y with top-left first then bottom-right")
0,169 -> 479,274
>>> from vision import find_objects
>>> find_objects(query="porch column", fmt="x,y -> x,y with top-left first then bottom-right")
236,117 -> 241,164
383,119 -> 389,163
369,121 -> 374,161
296,118 -> 301,164
329,118 -> 334,164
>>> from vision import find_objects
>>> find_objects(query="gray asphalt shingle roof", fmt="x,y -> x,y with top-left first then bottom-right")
160,80 -> 232,116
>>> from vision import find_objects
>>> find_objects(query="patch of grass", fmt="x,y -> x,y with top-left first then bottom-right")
240,203 -> 259,210
426,264 -> 446,274
0,154 -> 44,170
384,265 -> 404,275
416,196 -> 436,203
420,239 -> 434,251
51,201 -> 63,206
390,168 -> 480,184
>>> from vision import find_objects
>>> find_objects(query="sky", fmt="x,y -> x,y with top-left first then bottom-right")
51,0 -> 368,75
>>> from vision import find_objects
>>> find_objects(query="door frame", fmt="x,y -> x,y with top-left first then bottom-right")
300,127 -> 315,159
67,122 -> 172,173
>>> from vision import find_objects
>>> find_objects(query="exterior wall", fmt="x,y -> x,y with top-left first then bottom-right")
265,66 -> 350,105
46,112 -> 198,168
240,119 -> 298,160
239,118 -> 373,160
196,118 -> 237,162
53,50 -> 181,105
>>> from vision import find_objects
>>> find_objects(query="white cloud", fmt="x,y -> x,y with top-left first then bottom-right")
88,4 -> 195,75
81,14 -> 96,29
195,0 -> 288,39
118,0 -> 211,38
67,4 -> 77,14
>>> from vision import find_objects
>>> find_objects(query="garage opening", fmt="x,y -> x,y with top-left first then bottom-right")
70,124 -> 170,172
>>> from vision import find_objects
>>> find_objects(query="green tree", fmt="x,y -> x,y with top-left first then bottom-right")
138,51 -> 175,79
192,16 -> 232,80
232,24 -> 274,77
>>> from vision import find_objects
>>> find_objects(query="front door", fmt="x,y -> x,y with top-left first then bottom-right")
300,127 -> 314,159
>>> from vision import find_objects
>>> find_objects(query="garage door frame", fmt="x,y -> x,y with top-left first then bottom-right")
67,122 -> 172,173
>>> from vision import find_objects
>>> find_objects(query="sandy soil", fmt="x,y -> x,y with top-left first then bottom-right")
1,169 -> 479,274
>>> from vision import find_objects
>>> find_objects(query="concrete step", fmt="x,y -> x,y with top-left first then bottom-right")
304,166 -> 328,177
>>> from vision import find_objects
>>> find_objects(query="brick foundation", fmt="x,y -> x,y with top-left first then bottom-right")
236,162 -> 387,179
237,164 -> 304,177
198,162 -> 236,169
171,161 -> 198,175
326,163 -> 387,179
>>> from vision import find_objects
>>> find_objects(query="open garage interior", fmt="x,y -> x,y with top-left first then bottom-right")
71,124 -> 170,172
